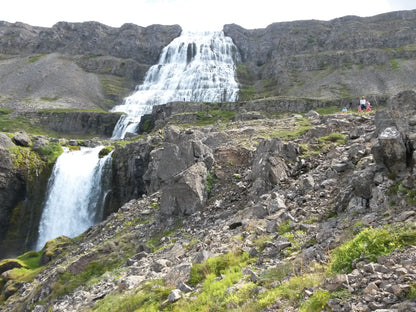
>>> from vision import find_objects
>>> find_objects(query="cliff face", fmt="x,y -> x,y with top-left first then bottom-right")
0,22 -> 182,112
0,21 -> 182,65
224,10 -> 416,99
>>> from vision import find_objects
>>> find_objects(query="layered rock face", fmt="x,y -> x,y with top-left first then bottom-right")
0,21 -> 182,65
224,10 -> 416,99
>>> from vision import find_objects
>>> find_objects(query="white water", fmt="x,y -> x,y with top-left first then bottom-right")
36,147 -> 112,250
111,30 -> 240,139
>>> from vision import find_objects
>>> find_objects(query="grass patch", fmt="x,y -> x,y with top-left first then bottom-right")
317,132 -> 347,145
268,117 -> 312,140
329,223 -> 416,273
188,249 -> 253,286
253,271 -> 325,310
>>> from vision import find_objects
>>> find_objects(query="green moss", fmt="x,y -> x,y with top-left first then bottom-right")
8,146 -> 48,177
17,250 -> 42,269
98,146 -> 114,158
142,119 -> 152,132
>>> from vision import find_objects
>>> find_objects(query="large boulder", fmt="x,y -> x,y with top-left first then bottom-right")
249,138 -> 298,196
160,162 -> 208,216
144,126 -> 214,194
372,126 -> 407,174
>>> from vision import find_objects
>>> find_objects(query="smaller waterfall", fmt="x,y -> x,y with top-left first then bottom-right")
36,146 -> 112,250
111,31 -> 240,139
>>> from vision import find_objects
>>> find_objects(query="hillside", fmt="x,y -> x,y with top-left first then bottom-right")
1,90 -> 416,311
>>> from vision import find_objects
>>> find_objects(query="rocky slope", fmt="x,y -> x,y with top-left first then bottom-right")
1,90 -> 416,311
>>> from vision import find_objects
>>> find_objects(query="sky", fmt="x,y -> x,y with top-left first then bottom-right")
2,0 -> 416,31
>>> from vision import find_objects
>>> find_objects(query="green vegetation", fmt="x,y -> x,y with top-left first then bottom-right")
317,132 -> 347,145
189,250 -> 252,286
278,220 -> 291,235
268,117 -> 312,140
37,142 -> 64,164
142,119 -> 152,132
92,279 -> 170,312
388,182 -> 416,203
0,110 -> 47,134
40,96 -> 59,102
98,146 -> 114,158
205,170 -> 216,193
299,290 -> 330,312
329,223 -> 416,273
390,58 -> 400,70
26,54 -> 45,63
195,109 -> 235,126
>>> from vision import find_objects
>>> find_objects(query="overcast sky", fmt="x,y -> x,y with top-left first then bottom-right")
2,0 -> 416,31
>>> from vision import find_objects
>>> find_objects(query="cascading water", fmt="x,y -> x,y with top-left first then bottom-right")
34,30 -> 240,251
111,30 -> 240,139
36,146 -> 112,250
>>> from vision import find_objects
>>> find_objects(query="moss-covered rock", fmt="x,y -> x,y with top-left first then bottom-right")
40,236 -> 71,266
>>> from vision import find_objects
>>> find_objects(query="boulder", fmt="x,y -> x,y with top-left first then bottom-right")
12,131 -> 31,147
249,138 -> 298,196
0,134 -> 15,149
372,126 -> 407,173
160,162 -> 207,216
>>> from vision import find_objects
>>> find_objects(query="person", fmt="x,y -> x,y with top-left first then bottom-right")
342,107 -> 347,113
366,100 -> 371,112
359,96 -> 367,112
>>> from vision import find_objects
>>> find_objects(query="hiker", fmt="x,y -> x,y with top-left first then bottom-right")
366,100 -> 371,112
342,107 -> 347,113
359,96 -> 367,112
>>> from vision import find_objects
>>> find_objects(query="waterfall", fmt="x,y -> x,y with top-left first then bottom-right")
36,146 -> 112,250
111,30 -> 240,139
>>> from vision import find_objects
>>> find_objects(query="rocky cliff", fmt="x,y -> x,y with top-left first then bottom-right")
224,9 -> 416,100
